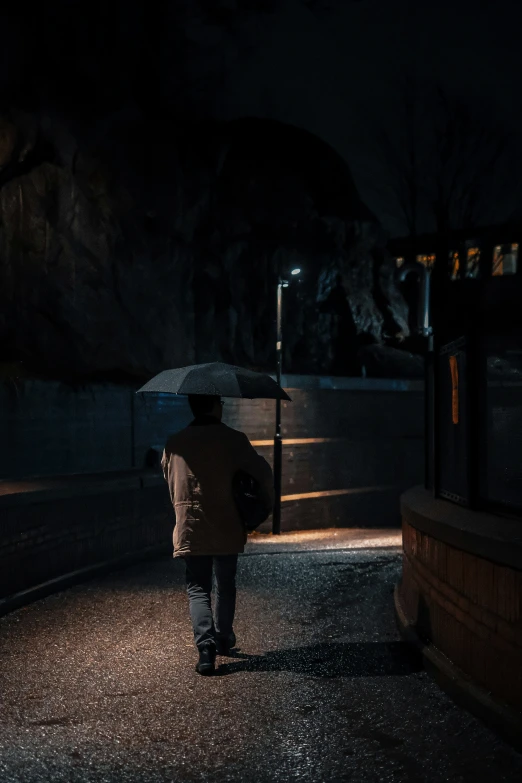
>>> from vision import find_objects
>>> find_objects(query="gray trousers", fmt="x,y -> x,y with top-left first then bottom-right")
184,554 -> 238,649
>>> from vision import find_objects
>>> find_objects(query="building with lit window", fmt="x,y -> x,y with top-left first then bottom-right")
391,222 -> 522,744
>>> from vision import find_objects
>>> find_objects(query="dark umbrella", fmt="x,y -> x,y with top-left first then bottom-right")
136,362 -> 291,401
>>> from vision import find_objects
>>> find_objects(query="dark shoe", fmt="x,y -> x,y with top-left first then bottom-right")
216,632 -> 236,656
195,644 -> 216,675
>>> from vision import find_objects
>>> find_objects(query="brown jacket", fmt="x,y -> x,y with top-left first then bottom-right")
161,418 -> 274,557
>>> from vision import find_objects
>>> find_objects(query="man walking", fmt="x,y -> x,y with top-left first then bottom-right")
161,394 -> 274,675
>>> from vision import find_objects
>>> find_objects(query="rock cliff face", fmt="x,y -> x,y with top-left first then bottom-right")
0,0 -> 416,381
0,111 -> 412,379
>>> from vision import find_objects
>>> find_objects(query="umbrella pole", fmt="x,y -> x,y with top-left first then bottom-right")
273,280 -> 284,535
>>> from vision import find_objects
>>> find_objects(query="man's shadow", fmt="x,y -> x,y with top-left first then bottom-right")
216,641 -> 422,678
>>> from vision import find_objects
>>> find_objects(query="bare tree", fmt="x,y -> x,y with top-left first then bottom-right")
429,90 -> 518,235
370,78 -> 520,238
371,72 -> 424,239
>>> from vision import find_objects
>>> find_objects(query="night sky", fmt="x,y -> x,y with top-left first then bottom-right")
1,0 -> 521,238
209,0 -> 522,235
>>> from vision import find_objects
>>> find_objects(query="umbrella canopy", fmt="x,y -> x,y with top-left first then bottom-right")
136,362 -> 292,401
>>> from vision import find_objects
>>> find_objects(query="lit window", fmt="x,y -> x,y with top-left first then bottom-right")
465,247 -> 480,278
492,244 -> 518,276
416,253 -> 436,269
449,250 -> 460,280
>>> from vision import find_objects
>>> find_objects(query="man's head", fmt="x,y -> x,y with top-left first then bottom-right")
187,394 -> 223,420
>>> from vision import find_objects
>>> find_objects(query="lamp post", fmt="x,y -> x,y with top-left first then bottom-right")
273,267 -> 301,535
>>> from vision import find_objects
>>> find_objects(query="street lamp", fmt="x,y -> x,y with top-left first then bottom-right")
273,267 -> 301,534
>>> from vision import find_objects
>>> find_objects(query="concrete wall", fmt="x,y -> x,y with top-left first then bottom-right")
224,380 -> 425,529
0,375 -> 423,603
0,381 -> 189,477
0,475 -> 171,601
1,375 -> 424,528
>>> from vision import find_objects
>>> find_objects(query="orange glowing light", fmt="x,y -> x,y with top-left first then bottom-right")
449,251 -> 460,280
449,355 -> 459,424
416,254 -> 436,268
493,243 -> 518,276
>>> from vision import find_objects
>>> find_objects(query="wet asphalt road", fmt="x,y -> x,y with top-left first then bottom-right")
1,531 -> 521,783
